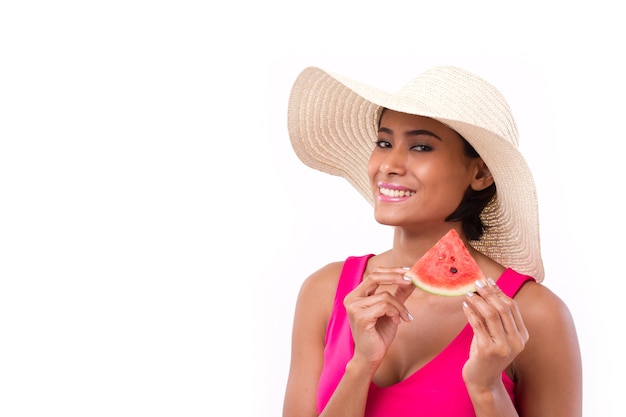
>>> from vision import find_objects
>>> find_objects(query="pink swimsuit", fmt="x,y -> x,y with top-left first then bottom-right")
317,255 -> 536,416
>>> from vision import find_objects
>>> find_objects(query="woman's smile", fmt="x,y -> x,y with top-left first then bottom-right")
378,182 -> 417,202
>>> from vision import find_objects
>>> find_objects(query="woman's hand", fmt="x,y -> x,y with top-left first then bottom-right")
343,267 -> 415,367
461,278 -> 529,390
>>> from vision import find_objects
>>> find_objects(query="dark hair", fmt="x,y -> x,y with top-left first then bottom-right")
445,137 -> 496,240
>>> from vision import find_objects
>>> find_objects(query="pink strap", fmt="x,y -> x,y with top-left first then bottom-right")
497,268 -> 536,298
334,255 -> 373,306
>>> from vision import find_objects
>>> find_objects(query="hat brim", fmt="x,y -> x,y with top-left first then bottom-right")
288,66 -> 544,281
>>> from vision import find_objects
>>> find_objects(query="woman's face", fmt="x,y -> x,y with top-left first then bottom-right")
368,110 -> 484,231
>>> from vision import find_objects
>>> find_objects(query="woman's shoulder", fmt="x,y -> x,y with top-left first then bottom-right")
293,260 -> 347,333
299,255 -> 372,297
295,260 -> 345,310
514,277 -> 579,362
299,260 -> 345,296
515,278 -> 573,321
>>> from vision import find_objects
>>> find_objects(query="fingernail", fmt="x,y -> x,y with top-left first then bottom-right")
487,277 -> 496,286
402,266 -> 410,270
474,280 -> 486,289
466,291 -> 474,297
407,312 -> 414,321
462,301 -> 469,308
403,275 -> 412,282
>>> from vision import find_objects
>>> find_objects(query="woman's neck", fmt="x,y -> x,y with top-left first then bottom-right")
388,224 -> 466,266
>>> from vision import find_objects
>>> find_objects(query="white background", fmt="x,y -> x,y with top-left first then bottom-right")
1,1 -> 623,416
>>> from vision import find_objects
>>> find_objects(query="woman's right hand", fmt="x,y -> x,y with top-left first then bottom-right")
343,267 -> 416,367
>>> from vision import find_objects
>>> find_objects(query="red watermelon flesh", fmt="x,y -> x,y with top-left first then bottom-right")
405,229 -> 484,296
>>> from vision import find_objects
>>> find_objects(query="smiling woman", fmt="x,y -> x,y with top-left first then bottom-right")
282,65 -> 582,417
369,111 -> 493,240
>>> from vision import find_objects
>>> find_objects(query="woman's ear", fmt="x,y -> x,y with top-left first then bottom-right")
470,159 -> 495,191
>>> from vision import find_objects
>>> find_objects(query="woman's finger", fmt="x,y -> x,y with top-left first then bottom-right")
354,267 -> 413,297
345,290 -> 413,323
477,279 -> 529,345
485,278 -> 529,343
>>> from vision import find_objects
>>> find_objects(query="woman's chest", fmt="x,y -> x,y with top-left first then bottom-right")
372,297 -> 468,387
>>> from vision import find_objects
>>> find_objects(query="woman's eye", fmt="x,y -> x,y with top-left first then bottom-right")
411,144 -> 432,152
375,140 -> 391,148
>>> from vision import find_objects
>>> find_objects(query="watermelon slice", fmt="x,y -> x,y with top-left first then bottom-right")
405,229 -> 484,296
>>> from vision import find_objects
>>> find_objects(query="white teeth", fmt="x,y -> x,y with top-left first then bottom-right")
379,187 -> 416,198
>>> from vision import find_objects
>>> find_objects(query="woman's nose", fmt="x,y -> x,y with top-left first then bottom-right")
379,148 -> 408,176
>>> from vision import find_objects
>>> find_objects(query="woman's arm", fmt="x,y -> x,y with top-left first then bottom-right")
282,262 -> 342,417
282,262 -> 415,417
513,282 -> 582,416
462,279 -> 582,417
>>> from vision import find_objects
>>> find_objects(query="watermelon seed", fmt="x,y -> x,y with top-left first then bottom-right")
450,267 -> 458,274
450,256 -> 456,261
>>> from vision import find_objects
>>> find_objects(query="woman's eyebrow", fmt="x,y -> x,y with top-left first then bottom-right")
406,129 -> 441,141
378,127 -> 442,141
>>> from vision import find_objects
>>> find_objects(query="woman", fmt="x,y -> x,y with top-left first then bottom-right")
283,65 -> 582,416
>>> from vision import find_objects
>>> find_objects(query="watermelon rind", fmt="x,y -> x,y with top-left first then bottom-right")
407,272 -> 477,297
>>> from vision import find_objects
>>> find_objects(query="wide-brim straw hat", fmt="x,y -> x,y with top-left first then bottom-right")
287,65 -> 544,282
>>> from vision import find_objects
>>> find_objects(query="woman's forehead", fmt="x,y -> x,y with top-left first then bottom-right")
379,110 -> 460,138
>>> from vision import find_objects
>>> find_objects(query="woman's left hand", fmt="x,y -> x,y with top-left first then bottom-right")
461,278 -> 529,390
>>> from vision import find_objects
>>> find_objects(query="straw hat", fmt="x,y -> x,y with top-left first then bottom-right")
287,65 -> 544,281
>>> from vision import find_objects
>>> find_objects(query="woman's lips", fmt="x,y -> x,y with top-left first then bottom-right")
377,183 -> 416,201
